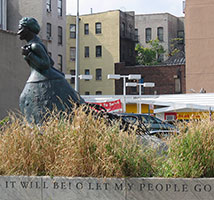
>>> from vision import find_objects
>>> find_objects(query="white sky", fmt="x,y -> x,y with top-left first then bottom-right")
66,0 -> 184,17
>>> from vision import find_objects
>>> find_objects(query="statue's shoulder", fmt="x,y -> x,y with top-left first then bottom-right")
29,41 -> 47,56
31,42 -> 43,51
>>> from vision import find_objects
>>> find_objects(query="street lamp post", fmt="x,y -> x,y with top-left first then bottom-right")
65,74 -> 93,80
65,74 -> 93,91
107,74 -> 141,112
126,82 -> 155,113
75,0 -> 80,92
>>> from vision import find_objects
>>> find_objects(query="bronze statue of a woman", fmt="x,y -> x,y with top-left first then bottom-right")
17,17 -> 85,124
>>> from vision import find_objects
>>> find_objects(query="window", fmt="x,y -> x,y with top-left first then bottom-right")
84,46 -> 89,57
70,47 -> 76,61
123,116 -> 137,124
157,27 -> 164,42
134,28 -> 138,41
96,68 -> 102,80
84,23 -> 89,35
145,28 -> 151,43
158,53 -> 164,62
70,69 -> 75,84
58,0 -> 62,16
85,91 -> 90,95
70,24 -> 76,38
96,91 -> 102,95
57,55 -> 63,72
58,26 -> 62,45
177,30 -> 184,38
95,22 -> 101,34
85,69 -> 90,75
96,45 -> 102,57
130,86 -> 137,94
177,30 -> 184,44
85,69 -> 90,81
46,0 -> 51,12
129,47 -> 132,57
121,22 -> 126,37
47,23 -> 52,40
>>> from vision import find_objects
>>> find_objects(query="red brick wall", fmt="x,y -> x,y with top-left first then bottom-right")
115,63 -> 186,95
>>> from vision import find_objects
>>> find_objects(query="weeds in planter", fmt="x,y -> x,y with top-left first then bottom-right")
155,116 -> 214,178
0,107 -> 153,177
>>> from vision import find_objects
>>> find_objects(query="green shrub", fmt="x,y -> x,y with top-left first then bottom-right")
156,118 -> 214,178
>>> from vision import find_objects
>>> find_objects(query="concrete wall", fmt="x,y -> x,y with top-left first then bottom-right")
135,13 -> 169,52
1,176 -> 214,200
135,13 -> 184,60
7,0 -> 43,33
7,0 -> 66,72
115,62 -> 186,95
0,30 -> 29,119
185,0 -> 214,93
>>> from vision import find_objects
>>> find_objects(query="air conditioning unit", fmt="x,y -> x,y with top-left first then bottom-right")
47,35 -> 52,41
47,8 -> 51,13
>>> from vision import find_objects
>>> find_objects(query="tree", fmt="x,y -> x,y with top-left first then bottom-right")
135,39 -> 166,65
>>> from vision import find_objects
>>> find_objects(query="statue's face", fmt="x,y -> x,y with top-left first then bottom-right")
17,25 -> 29,40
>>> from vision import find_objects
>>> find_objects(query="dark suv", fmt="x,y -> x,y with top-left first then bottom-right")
115,113 -> 178,136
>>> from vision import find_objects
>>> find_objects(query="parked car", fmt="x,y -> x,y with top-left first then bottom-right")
114,113 -> 178,137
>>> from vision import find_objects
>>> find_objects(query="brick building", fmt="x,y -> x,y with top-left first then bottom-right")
115,62 -> 186,95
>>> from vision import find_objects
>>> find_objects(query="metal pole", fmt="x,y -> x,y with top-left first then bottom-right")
139,84 -> 142,114
75,0 -> 79,92
1,0 -> 7,30
123,76 -> 126,112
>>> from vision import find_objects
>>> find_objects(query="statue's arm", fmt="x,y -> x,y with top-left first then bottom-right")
24,43 -> 50,70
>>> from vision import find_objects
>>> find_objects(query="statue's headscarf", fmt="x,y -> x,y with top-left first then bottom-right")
18,17 -> 40,35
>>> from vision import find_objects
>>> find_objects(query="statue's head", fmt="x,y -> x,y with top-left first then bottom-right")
17,17 -> 40,40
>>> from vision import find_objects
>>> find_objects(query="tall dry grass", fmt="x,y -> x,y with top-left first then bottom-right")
0,107 -> 153,177
2,109 -> 214,178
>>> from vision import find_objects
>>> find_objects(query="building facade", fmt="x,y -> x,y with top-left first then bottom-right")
115,62 -> 186,95
185,0 -> 214,93
0,0 -> 7,30
7,0 -> 66,72
135,13 -> 184,61
0,29 -> 29,119
66,10 -> 136,95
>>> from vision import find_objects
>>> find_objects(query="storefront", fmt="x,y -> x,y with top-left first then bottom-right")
83,93 -> 214,121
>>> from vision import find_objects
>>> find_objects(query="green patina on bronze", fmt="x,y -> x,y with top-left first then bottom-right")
18,17 -> 85,124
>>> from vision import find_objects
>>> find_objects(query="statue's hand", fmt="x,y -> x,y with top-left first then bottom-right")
21,46 -> 31,56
